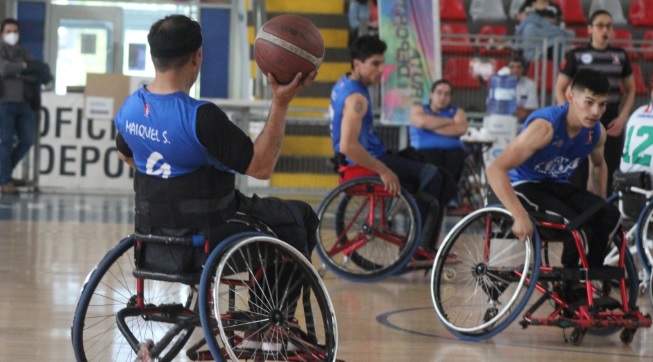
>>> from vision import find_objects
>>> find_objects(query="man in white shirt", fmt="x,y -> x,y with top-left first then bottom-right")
507,55 -> 538,122
620,88 -> 653,178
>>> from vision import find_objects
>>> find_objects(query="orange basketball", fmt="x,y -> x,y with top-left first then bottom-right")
254,14 -> 324,84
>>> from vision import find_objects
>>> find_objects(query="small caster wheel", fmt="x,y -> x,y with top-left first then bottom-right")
443,267 -> 457,281
569,328 -> 585,346
620,328 -> 636,344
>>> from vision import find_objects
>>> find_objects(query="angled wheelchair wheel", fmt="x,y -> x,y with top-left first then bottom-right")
315,177 -> 421,282
199,233 -> 338,362
457,156 -> 486,212
431,207 -> 540,341
71,237 -> 198,362
636,200 -> 653,276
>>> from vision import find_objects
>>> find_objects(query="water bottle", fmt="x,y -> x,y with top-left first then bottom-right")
486,72 -> 517,115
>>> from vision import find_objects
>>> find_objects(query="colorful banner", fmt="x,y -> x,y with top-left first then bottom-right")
380,0 -> 437,125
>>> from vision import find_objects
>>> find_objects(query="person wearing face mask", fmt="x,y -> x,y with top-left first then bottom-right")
0,18 -> 34,195
554,10 -> 635,195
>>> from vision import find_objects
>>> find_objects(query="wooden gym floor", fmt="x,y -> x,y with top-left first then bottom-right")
1,192 -> 652,361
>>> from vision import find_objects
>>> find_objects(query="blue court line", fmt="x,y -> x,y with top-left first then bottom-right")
376,306 -> 653,358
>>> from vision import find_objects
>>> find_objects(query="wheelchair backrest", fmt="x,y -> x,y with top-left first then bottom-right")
133,216 -> 276,284
613,170 -> 652,220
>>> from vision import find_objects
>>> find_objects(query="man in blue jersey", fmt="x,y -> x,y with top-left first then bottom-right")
486,68 -> 621,270
329,35 -> 457,253
114,15 -> 317,257
409,79 -> 468,186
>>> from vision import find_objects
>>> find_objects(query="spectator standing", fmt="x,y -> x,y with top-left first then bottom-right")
0,18 -> 35,194
555,10 -> 635,194
347,0 -> 371,47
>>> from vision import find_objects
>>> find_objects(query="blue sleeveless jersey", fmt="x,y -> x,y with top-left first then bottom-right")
409,105 -> 464,150
115,86 -> 233,178
329,75 -> 386,163
508,103 -> 601,183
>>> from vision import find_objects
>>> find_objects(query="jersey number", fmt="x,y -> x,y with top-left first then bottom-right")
623,125 -> 653,167
146,152 -> 172,179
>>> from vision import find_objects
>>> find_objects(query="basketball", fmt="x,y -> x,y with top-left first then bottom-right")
254,14 -> 324,84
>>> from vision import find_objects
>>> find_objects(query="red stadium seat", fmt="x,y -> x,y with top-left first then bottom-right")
477,25 -> 511,56
440,0 -> 467,21
630,63 -> 648,96
527,60 -> 554,92
569,26 -> 589,47
629,0 -> 653,28
551,0 -> 587,25
613,28 -> 638,61
641,30 -> 653,61
441,23 -> 474,55
443,57 -> 481,89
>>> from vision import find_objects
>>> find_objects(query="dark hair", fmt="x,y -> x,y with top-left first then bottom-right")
507,55 -> 527,70
571,68 -> 610,96
350,35 -> 386,67
148,15 -> 202,70
589,9 -> 612,25
1,18 -> 19,33
430,79 -> 452,93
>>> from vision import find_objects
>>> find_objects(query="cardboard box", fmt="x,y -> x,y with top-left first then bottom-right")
84,73 -> 151,119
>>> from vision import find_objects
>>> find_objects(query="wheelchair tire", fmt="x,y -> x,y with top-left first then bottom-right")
71,236 -> 197,362
315,177 -> 421,282
431,207 -> 540,341
635,199 -> 653,276
199,233 -> 338,362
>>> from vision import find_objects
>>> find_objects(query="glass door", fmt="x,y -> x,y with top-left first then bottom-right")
46,5 -> 122,94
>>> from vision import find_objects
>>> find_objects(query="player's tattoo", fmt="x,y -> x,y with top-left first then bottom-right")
354,100 -> 364,113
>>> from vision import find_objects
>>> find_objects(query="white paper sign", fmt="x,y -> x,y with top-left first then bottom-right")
85,96 -> 115,120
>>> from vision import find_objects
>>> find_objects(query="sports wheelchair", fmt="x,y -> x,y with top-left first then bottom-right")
316,164 -> 457,282
430,201 -> 652,345
610,170 -> 653,304
71,216 -> 338,361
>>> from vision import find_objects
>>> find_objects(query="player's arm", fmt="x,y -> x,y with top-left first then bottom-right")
115,133 -> 135,168
340,93 -> 400,195
587,124 -> 608,197
247,72 -> 316,179
486,119 -> 554,241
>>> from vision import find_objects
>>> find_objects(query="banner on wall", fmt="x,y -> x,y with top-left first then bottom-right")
36,92 -> 134,192
380,0 -> 437,125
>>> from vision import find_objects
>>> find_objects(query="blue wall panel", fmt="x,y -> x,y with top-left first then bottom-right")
200,8 -> 230,99
17,1 -> 46,61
